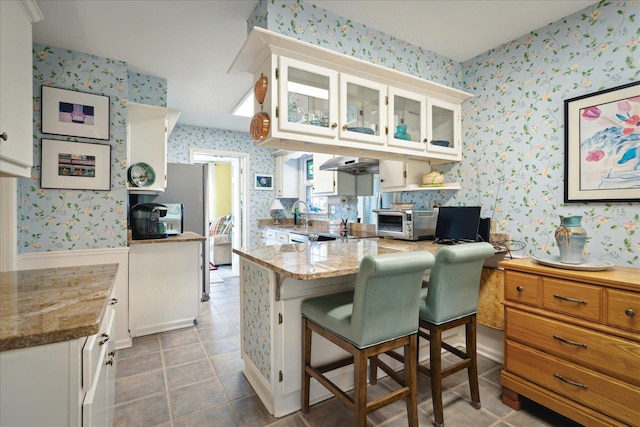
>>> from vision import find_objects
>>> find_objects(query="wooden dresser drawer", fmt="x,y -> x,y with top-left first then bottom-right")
505,308 -> 640,386
505,340 -> 640,426
542,278 -> 601,322
607,289 -> 640,333
504,270 -> 540,306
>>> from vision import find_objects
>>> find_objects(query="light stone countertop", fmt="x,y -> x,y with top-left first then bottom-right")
128,231 -> 206,245
234,238 -> 445,280
0,263 -> 118,352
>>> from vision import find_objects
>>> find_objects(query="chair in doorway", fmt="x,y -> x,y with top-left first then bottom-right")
301,251 -> 435,427
371,242 -> 495,427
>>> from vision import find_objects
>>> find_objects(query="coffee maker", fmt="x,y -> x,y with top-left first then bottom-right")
130,203 -> 169,240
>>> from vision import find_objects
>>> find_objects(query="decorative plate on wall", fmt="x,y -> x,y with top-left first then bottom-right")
127,162 -> 155,187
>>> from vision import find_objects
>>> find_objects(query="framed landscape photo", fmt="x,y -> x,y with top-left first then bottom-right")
41,139 -> 111,190
564,81 -> 640,202
41,86 -> 110,140
254,173 -> 274,190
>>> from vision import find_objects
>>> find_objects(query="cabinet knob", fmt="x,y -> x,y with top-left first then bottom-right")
342,124 -> 348,131
0,132 -> 7,141
331,123 -> 337,129
625,308 -> 636,317
423,138 -> 428,143
516,285 -> 524,292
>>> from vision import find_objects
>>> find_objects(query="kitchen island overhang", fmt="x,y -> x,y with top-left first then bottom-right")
233,238 -> 498,417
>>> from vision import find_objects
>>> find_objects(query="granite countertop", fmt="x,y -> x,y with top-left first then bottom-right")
264,224 -> 378,239
234,238 -> 445,280
128,231 -> 206,245
0,263 -> 118,352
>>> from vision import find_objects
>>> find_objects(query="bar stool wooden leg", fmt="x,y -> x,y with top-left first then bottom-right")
405,334 -> 418,427
467,316 -> 481,409
354,350 -> 368,427
302,317 -> 311,413
430,325 -> 444,427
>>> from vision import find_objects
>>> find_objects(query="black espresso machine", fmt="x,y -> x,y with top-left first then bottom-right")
131,203 -> 169,240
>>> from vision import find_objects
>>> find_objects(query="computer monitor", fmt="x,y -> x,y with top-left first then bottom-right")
434,206 -> 482,244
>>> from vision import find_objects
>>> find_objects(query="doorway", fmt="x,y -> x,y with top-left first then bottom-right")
190,148 -> 249,277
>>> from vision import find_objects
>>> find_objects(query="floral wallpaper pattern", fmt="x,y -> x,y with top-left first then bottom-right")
254,0 -> 639,266
241,260 -> 272,382
167,124 -> 276,248
19,44 -> 129,252
127,72 -> 167,107
248,0 -> 463,90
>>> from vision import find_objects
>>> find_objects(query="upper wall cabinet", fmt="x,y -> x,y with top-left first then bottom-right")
229,27 -> 472,164
0,1 -> 43,178
127,102 -> 180,194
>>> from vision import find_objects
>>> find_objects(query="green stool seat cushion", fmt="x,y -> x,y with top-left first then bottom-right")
302,251 -> 435,349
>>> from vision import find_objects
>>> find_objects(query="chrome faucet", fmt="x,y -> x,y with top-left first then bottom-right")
292,200 -> 310,227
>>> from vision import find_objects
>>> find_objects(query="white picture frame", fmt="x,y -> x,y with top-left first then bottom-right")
41,139 -> 111,190
41,86 -> 110,140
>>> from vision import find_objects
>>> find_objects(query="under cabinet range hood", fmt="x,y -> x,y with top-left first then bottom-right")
319,156 -> 379,175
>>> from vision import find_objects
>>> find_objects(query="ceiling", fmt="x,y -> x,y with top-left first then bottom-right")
32,1 -> 596,133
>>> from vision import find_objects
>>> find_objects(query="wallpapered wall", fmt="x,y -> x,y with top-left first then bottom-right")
251,0 -> 638,266
19,1 -> 639,267
18,44 -> 168,253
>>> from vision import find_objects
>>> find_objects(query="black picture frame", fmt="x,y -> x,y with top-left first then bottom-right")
564,81 -> 640,203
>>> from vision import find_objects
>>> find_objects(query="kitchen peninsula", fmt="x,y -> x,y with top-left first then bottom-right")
234,238 -> 502,417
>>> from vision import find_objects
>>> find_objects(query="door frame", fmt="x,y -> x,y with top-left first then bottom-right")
190,148 -> 249,276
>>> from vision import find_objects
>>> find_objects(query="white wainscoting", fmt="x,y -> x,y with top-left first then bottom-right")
17,247 -> 131,350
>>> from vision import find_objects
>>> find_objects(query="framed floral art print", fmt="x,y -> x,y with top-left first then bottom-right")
564,81 -> 640,202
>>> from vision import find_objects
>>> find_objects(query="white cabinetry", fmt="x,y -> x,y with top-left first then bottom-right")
312,153 -> 366,196
230,27 -> 472,164
275,153 -> 299,198
0,289 -> 117,427
129,240 -> 201,337
0,0 -> 43,177
127,102 -> 180,193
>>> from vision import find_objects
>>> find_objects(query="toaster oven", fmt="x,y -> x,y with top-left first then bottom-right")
373,208 -> 438,241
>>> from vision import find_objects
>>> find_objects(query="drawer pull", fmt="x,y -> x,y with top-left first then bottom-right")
553,373 -> 588,389
553,294 -> 587,304
99,333 -> 109,345
516,285 -> 524,292
552,335 -> 587,348
625,308 -> 636,317
110,298 -> 118,305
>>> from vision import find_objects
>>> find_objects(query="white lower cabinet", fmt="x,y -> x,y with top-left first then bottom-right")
129,240 -> 201,337
0,289 -> 117,427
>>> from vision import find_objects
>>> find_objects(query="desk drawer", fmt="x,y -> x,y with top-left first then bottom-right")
504,271 -> 540,306
607,289 -> 640,333
505,340 -> 640,426
542,278 -> 601,322
505,308 -> 640,386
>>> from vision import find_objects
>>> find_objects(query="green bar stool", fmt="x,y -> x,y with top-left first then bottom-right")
371,242 -> 495,427
301,251 -> 435,427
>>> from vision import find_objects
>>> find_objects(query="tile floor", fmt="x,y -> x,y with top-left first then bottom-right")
114,266 -> 583,426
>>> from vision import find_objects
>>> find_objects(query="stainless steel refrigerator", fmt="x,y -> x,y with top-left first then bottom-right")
152,163 -> 211,301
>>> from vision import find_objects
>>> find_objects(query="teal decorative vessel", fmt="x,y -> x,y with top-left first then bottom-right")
554,215 -> 587,264
393,124 -> 411,141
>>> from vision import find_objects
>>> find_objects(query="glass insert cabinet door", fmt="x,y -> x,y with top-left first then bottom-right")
278,57 -> 338,137
388,87 -> 426,151
426,98 -> 461,156
338,74 -> 387,145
